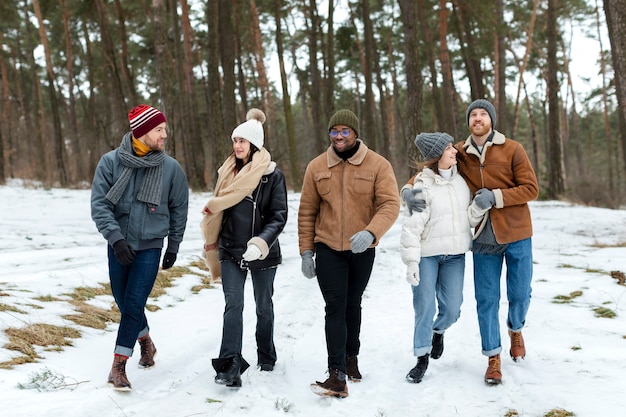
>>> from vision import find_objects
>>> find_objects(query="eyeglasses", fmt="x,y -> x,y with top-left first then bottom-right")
329,129 -> 352,138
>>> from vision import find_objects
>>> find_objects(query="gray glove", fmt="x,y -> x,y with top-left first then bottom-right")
474,188 -> 496,210
402,187 -> 426,215
350,231 -> 374,254
301,250 -> 316,279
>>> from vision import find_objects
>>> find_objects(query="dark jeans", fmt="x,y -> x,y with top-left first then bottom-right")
219,260 -> 277,366
108,246 -> 161,357
315,242 -> 375,373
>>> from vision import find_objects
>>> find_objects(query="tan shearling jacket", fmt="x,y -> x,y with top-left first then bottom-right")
298,140 -> 400,254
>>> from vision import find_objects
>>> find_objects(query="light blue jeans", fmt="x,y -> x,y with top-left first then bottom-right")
473,238 -> 533,356
412,254 -> 465,357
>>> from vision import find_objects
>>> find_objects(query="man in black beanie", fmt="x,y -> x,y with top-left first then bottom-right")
402,99 -> 539,386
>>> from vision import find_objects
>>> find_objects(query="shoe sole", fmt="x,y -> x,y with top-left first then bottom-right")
108,381 -> 132,392
484,377 -> 502,385
310,383 -> 348,398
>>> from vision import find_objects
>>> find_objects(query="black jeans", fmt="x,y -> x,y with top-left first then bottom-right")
219,260 -> 277,366
315,242 -> 375,373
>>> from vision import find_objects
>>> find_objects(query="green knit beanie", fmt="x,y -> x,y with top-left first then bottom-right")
328,109 -> 359,138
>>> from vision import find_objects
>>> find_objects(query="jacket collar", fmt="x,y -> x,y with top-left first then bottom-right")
463,130 -> 505,160
326,139 -> 368,168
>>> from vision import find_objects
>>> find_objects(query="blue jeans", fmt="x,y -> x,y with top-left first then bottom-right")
412,254 -> 465,357
108,246 -> 161,357
219,260 -> 277,366
315,243 -> 375,373
473,238 -> 533,356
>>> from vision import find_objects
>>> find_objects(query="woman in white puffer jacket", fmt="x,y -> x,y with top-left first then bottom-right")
400,132 -> 487,384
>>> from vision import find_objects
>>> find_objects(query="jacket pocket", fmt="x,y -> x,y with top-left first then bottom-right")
314,172 -> 332,195
353,171 -> 374,195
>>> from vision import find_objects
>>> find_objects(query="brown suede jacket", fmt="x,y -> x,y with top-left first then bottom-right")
459,130 -> 538,244
405,130 -> 539,244
298,140 -> 401,254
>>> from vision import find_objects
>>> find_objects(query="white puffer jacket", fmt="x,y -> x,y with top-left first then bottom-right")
400,166 -> 486,265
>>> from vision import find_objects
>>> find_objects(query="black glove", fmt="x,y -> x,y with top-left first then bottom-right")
113,240 -> 136,266
162,252 -> 177,269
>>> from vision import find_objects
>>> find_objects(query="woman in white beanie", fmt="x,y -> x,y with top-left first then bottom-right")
399,132 -> 488,384
200,108 -> 287,387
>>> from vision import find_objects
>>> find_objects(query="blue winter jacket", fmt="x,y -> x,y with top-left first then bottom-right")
91,138 -> 189,253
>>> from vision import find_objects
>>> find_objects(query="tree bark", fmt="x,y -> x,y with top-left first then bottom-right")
603,0 -> 626,198
546,0 -> 565,198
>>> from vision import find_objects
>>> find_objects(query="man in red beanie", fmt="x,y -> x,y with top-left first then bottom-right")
91,104 -> 189,391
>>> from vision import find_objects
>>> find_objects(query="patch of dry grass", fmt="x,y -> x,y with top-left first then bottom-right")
65,284 -> 110,301
1,324 -> 81,369
552,290 -> 583,304
63,301 -> 120,329
33,295 -> 63,302
0,303 -> 27,314
543,408 -> 574,417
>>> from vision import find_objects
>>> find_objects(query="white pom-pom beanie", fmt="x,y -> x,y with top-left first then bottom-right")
231,108 -> 266,149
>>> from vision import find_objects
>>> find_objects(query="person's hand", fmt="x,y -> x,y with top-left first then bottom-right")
406,263 -> 420,286
162,252 -> 177,269
350,231 -> 375,253
474,188 -> 496,210
242,244 -> 262,262
402,188 -> 426,215
301,250 -> 316,279
113,240 -> 136,266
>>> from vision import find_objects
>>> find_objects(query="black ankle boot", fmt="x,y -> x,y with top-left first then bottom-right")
214,356 -> 241,387
406,354 -> 429,383
431,332 -> 444,359
213,355 -> 250,387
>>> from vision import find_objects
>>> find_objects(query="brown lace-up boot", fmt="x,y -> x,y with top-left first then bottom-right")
310,369 -> 349,398
108,354 -> 132,391
484,354 -> 502,385
509,330 -> 525,362
346,356 -> 362,381
138,334 -> 157,368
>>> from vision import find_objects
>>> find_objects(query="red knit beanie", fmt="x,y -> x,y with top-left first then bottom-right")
128,104 -> 167,138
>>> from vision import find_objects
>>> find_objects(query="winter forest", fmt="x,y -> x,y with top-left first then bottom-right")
1,0 -> 625,207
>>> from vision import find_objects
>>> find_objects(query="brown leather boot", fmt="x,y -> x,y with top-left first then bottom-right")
346,356 -> 362,381
509,330 -> 525,361
310,369 -> 349,398
108,354 -> 132,391
138,334 -> 157,368
484,354 -> 502,385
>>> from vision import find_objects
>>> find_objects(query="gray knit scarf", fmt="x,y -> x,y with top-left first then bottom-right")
105,132 -> 165,206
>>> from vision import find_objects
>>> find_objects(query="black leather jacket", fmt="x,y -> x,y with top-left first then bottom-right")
219,167 -> 288,269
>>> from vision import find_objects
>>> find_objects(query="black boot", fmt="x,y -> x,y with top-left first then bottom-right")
431,332 -> 444,360
406,354 -> 429,383
213,355 -> 250,387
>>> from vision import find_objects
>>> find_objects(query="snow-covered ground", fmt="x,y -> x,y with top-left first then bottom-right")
1,181 -> 625,417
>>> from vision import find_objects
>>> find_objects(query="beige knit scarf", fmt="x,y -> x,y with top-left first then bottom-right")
200,148 -> 272,278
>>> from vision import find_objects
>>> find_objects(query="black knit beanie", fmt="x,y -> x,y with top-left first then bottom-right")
466,99 -> 496,128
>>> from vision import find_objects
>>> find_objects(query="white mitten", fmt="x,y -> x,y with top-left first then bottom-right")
406,263 -> 420,286
242,244 -> 262,262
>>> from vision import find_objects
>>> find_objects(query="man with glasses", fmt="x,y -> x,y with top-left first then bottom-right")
298,109 -> 400,397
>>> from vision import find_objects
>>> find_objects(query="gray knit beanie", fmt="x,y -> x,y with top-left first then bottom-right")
328,109 -> 359,138
414,132 -> 454,161
466,99 -> 496,128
